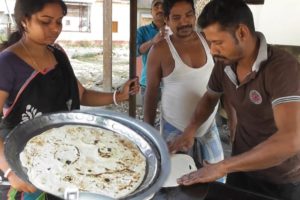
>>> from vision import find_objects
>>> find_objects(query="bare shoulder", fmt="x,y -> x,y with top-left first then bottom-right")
152,38 -> 167,49
5,42 -> 26,60
151,39 -> 170,59
5,42 -> 20,53
150,38 -> 174,76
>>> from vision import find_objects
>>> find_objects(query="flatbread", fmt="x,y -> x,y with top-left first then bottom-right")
20,125 -> 146,198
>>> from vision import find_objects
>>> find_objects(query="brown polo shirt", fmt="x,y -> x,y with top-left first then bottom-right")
208,33 -> 300,184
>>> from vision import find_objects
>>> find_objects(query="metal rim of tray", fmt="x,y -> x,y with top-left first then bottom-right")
4,109 -> 170,200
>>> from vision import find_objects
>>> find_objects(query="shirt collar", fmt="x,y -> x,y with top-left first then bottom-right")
223,32 -> 268,87
151,21 -> 158,30
252,32 -> 268,72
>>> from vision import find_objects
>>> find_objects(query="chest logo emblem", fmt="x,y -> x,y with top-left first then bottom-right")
249,90 -> 262,105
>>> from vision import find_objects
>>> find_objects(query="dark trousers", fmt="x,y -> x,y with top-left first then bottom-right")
227,172 -> 300,200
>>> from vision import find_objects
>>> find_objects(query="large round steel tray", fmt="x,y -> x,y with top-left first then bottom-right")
4,109 -> 170,199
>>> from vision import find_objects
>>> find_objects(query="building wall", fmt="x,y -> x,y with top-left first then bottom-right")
0,0 -> 131,42
112,3 -> 130,41
59,1 -> 130,42
249,0 -> 300,46
1,0 -> 299,45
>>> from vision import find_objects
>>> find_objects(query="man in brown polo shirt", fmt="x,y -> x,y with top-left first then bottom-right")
168,0 -> 300,199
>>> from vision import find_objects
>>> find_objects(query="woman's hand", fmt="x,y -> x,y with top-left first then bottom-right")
118,77 -> 139,102
8,171 -> 36,193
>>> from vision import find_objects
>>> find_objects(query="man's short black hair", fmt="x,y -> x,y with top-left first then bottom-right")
198,0 -> 255,34
163,0 -> 195,18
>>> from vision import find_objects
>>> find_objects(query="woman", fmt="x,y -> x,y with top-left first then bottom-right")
0,0 -> 139,199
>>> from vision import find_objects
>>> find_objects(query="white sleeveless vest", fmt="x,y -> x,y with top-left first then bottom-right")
161,32 -> 218,137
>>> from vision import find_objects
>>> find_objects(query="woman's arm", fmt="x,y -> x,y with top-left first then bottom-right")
77,77 -> 139,106
0,90 -> 36,192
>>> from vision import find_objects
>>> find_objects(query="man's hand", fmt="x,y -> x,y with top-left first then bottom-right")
8,172 -> 36,193
151,27 -> 168,44
177,161 -> 227,185
168,131 -> 195,154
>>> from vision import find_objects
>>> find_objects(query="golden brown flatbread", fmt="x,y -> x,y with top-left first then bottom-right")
20,125 -> 146,198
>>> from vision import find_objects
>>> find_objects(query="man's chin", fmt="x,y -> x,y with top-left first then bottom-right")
177,30 -> 194,38
155,16 -> 164,22
215,58 -> 233,65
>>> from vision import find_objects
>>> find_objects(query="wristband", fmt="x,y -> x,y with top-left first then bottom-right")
113,90 -> 119,106
4,168 -> 12,178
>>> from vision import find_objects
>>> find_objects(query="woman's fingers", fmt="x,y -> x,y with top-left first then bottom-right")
8,172 -> 37,193
127,77 -> 140,95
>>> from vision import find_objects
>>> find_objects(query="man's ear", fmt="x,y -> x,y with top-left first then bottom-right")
236,24 -> 250,41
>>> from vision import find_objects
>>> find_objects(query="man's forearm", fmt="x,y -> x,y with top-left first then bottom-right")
222,130 -> 300,174
144,103 -> 158,126
187,92 -> 220,136
139,40 -> 154,55
143,93 -> 158,126
222,95 -> 237,141
223,102 -> 300,174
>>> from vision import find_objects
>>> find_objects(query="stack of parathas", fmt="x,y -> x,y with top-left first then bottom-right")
20,125 -> 146,198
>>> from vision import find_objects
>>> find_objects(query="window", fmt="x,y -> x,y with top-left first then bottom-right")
63,3 -> 91,32
65,20 -> 70,26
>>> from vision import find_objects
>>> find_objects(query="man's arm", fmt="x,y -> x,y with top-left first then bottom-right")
137,27 -> 166,56
143,44 -> 163,126
222,94 -> 237,143
224,102 -> 300,171
178,102 -> 300,185
138,39 -> 155,55
169,91 -> 221,152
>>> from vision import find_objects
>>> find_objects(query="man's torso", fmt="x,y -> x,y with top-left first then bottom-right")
160,32 -> 208,77
160,32 -> 217,136
208,42 -> 300,183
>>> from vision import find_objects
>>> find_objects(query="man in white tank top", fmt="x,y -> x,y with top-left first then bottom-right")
144,0 -> 224,181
